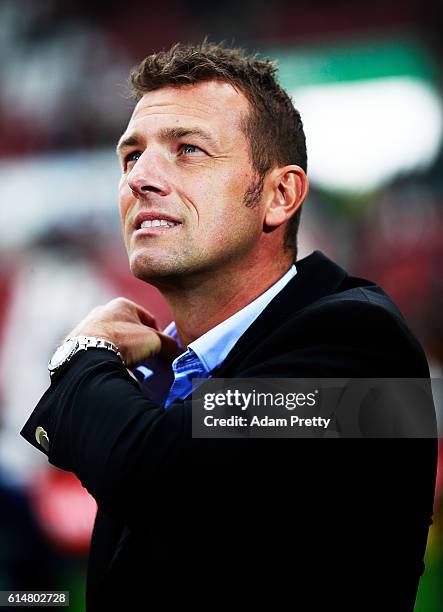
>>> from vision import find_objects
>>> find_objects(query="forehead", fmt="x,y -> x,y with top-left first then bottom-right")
125,80 -> 250,138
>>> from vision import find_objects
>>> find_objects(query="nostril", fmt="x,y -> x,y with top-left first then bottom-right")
141,185 -> 163,193
128,177 -> 171,197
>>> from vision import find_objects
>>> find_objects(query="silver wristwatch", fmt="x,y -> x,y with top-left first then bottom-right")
48,335 -> 123,377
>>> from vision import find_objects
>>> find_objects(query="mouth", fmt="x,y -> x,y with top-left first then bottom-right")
138,219 -> 180,229
132,213 -> 182,235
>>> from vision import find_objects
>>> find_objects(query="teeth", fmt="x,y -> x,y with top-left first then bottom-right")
140,219 -> 178,229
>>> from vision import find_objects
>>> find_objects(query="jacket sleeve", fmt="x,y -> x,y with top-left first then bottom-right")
20,349 -> 190,525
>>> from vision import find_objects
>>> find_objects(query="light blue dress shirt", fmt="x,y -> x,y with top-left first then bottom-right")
134,264 -> 297,408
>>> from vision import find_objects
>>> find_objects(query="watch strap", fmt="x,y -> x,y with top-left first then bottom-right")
73,335 -> 123,359
49,335 -> 124,379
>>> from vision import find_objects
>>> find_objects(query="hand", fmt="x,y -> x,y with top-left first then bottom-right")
65,297 -> 179,368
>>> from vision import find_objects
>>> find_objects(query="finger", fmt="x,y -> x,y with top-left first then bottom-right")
125,328 -> 162,367
111,297 -> 158,329
133,303 -> 158,328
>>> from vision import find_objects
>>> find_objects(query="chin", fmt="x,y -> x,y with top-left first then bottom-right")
129,253 -> 177,283
130,260 -> 160,281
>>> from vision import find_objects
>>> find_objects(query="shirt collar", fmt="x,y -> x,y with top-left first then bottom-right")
166,264 -> 297,373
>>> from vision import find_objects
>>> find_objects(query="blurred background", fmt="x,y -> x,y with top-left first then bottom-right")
0,0 -> 442,609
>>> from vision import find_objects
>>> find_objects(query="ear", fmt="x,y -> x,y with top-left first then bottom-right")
264,165 -> 309,229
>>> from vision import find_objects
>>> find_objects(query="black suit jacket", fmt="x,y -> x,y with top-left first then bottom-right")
21,251 -> 437,611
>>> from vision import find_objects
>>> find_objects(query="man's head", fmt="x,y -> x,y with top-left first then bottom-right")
117,41 -> 308,286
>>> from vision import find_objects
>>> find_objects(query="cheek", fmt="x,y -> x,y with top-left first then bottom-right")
225,167 -> 254,207
200,167 -> 250,210
118,181 -> 132,225
208,169 -> 255,221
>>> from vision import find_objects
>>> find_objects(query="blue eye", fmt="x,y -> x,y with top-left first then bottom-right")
126,151 -> 141,164
181,144 -> 201,154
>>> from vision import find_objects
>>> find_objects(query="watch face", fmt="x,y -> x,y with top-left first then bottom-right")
48,338 -> 78,371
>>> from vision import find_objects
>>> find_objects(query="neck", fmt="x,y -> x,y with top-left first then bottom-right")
156,255 -> 293,348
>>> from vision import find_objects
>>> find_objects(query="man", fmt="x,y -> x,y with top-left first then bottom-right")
21,42 -> 437,610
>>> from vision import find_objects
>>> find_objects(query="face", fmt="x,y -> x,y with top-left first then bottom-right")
117,81 -> 266,287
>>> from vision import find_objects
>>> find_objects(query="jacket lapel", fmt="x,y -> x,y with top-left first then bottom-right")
211,250 -> 348,377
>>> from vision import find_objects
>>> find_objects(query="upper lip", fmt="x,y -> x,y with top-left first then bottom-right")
133,211 -> 182,230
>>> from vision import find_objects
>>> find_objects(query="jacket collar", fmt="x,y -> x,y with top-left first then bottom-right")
211,250 -> 348,376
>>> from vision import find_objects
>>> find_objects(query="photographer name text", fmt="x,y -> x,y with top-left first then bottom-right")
203,415 -> 331,428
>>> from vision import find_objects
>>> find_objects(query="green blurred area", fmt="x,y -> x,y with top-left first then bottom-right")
270,37 -> 440,89
415,509 -> 443,612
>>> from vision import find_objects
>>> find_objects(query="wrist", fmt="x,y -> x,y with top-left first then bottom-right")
48,335 -> 124,379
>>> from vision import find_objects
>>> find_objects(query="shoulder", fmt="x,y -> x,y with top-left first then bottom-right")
232,281 -> 430,378
277,282 -> 428,376
299,281 -> 415,339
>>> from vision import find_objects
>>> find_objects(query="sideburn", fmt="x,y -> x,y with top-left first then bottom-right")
242,174 -> 264,208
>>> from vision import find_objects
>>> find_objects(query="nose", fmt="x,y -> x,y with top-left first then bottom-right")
127,151 -> 171,198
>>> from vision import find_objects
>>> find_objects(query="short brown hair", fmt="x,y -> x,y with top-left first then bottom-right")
129,41 -> 307,259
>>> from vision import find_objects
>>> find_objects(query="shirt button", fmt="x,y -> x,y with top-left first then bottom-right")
35,426 -> 50,452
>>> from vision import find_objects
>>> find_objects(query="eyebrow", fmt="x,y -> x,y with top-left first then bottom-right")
116,134 -> 140,157
116,126 -> 219,157
158,127 -> 219,148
